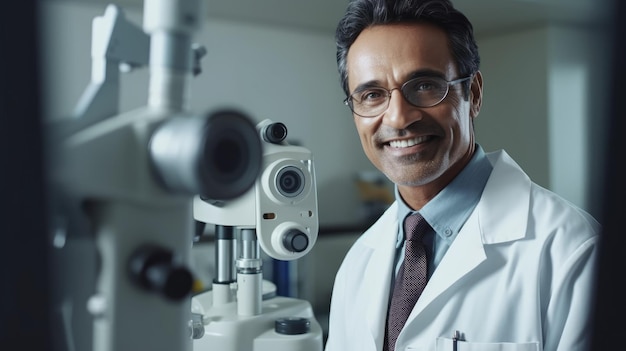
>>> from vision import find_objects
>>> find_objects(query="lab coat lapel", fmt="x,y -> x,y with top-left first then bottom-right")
361,206 -> 399,348
406,149 -> 531,321
412,212 -> 486,314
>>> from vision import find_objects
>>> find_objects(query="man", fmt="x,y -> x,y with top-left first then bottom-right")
325,1 -> 600,350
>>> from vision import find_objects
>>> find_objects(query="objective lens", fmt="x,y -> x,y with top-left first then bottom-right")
276,166 -> 305,197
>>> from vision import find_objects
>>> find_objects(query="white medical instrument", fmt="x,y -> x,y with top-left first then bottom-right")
48,1 -> 323,350
48,1 -> 263,350
191,119 -> 323,351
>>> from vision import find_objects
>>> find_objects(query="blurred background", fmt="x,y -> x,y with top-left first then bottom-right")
39,0 -> 610,222
2,0 -> 622,349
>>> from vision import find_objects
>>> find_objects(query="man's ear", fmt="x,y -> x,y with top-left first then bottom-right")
470,71 -> 483,119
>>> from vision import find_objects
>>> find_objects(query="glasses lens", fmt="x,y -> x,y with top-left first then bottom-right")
349,87 -> 389,117
402,77 -> 448,107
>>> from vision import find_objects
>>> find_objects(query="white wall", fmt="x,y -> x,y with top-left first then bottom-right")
477,27 -> 550,190
39,1 -> 378,227
476,24 -> 601,214
546,25 -> 602,213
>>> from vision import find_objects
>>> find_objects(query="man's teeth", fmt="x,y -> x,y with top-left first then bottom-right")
389,136 -> 428,148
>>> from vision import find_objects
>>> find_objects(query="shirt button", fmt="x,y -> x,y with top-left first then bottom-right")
444,228 -> 453,237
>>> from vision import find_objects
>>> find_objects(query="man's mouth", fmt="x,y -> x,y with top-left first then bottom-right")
388,135 -> 430,148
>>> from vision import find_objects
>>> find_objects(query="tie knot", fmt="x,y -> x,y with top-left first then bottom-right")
404,213 -> 429,242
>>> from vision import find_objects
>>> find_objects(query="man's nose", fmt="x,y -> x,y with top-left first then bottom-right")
382,89 -> 422,129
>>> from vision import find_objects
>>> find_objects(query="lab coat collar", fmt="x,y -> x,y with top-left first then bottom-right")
479,150 -> 531,244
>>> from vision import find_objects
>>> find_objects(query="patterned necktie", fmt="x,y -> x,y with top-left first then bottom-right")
384,212 -> 430,351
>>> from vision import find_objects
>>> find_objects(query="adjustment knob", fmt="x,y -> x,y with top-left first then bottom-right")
275,317 -> 311,335
282,229 -> 309,253
128,245 -> 193,301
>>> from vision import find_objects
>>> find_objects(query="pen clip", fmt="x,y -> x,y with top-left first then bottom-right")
452,330 -> 461,351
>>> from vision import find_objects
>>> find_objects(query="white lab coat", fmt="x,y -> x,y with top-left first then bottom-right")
325,150 -> 600,351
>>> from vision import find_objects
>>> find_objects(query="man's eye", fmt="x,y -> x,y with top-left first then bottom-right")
359,89 -> 385,102
417,83 -> 434,91
415,80 -> 439,91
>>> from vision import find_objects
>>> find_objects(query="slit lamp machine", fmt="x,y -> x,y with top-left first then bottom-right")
47,1 -> 323,350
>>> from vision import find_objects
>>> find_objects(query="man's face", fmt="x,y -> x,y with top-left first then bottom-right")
346,23 -> 482,198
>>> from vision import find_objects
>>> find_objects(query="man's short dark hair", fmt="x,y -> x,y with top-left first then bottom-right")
335,0 -> 480,98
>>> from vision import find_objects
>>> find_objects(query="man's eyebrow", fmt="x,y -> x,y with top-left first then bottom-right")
351,80 -> 384,94
406,69 -> 446,80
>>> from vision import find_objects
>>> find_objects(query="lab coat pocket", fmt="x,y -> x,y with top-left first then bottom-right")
434,337 -> 540,351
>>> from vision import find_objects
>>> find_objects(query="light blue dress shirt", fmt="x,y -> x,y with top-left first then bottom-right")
392,144 -> 493,279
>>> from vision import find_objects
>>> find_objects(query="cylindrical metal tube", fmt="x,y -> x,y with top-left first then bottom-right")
147,32 -> 191,110
143,0 -> 203,111
236,228 -> 262,316
239,228 -> 260,261
236,270 -> 262,316
214,225 -> 235,283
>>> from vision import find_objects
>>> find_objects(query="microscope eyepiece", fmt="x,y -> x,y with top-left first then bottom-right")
262,122 -> 287,144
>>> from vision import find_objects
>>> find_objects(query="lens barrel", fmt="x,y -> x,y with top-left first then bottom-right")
149,109 -> 262,200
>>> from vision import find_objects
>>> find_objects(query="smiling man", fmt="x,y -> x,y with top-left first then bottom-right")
325,1 -> 600,351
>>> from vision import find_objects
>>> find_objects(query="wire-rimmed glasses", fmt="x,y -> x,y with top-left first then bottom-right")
344,75 -> 472,118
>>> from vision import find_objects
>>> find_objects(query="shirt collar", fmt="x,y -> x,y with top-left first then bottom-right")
395,144 -> 493,242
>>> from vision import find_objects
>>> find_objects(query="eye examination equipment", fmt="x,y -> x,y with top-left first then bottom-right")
191,119 -> 323,351
47,0 -> 264,350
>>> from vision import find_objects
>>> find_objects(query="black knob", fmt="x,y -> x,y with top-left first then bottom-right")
128,245 -> 193,301
275,317 -> 310,335
282,229 -> 309,253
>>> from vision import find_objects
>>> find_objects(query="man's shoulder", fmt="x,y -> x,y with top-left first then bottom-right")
529,182 -> 601,234
486,148 -> 599,230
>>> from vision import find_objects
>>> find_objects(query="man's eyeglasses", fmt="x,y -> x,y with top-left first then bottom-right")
343,75 -> 473,118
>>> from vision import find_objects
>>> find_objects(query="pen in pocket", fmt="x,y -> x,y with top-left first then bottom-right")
452,330 -> 461,351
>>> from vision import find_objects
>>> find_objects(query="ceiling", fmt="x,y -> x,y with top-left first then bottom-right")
204,0 -> 608,35
49,0 -> 609,36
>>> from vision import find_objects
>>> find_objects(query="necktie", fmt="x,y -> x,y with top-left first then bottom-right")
384,212 -> 430,351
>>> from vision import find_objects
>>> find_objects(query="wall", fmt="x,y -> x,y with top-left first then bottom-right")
476,24 -> 600,215
477,27 -> 550,191
546,25 -> 606,214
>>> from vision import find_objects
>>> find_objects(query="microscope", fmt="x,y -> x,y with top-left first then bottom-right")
47,0 -> 323,350
48,1 -> 263,350
191,119 -> 323,351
